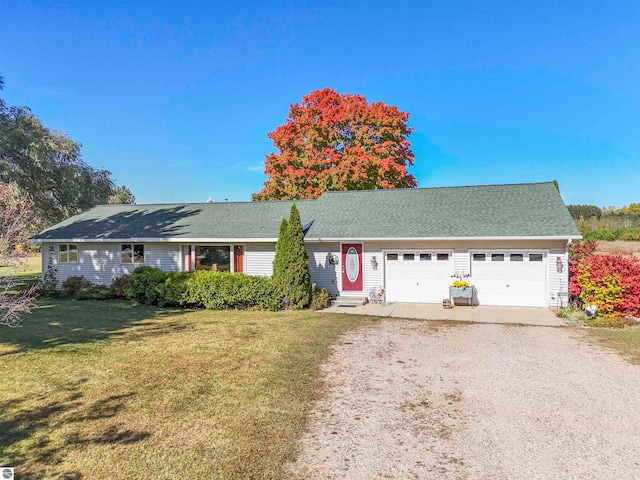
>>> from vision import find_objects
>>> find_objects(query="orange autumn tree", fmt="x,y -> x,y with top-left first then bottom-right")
252,88 -> 416,201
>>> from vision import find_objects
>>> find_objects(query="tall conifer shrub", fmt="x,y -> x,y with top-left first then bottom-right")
272,217 -> 288,290
273,204 -> 311,309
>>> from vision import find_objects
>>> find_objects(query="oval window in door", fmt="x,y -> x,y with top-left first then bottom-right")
346,247 -> 359,282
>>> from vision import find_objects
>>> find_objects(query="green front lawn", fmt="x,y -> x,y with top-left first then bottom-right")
0,299 -> 373,479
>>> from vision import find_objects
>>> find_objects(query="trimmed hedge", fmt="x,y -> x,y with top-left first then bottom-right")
156,271 -> 191,307
181,270 -> 281,311
123,266 -> 169,305
124,267 -> 282,311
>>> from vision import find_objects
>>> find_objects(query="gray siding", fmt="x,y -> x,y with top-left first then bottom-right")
362,244 -> 383,295
548,244 -> 570,308
306,243 -> 340,296
245,243 -> 276,277
42,242 -> 138,287
454,248 -> 470,276
146,243 -> 181,272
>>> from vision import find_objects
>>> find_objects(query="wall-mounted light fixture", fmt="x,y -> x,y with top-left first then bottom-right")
556,256 -> 563,273
371,256 -> 378,270
328,254 -> 339,266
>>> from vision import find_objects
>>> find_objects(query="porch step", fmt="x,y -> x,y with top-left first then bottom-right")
330,296 -> 368,307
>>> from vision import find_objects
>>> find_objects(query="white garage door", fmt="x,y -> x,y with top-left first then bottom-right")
471,252 -> 547,307
385,251 -> 453,303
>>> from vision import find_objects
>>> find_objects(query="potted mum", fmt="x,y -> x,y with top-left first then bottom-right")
451,279 -> 472,299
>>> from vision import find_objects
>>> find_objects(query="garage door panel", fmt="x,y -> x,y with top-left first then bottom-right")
472,251 -> 546,307
385,251 -> 452,303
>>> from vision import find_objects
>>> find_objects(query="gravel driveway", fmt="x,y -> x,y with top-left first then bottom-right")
288,321 -> 640,479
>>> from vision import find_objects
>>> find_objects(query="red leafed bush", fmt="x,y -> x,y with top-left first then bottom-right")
569,240 -> 640,317
568,240 -> 597,297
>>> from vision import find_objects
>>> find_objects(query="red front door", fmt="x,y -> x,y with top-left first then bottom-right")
342,243 -> 363,291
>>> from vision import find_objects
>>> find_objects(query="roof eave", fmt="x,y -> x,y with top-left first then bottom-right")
31,234 -> 583,243
30,237 -> 279,243
304,235 -> 583,242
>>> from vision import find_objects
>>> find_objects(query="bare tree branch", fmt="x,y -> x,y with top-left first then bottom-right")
0,182 -> 39,327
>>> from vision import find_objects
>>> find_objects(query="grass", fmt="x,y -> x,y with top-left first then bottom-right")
0,253 -> 41,277
0,299 -> 373,479
579,325 -> 640,366
0,253 -> 42,292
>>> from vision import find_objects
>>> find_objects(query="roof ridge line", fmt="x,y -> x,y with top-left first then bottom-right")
318,181 -> 555,195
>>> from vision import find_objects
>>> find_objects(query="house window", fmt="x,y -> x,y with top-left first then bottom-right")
386,253 -> 398,261
437,253 -> 449,261
403,253 -> 415,261
510,254 -> 524,262
59,244 -> 78,263
529,253 -> 543,262
473,253 -> 486,261
195,246 -> 230,272
491,254 -> 505,262
420,253 -> 431,261
121,244 -> 145,264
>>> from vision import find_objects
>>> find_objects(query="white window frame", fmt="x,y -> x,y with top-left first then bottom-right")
59,243 -> 78,263
121,244 -> 145,265
193,244 -> 234,273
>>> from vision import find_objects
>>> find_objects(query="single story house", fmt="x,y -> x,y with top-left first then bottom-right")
31,182 -> 581,308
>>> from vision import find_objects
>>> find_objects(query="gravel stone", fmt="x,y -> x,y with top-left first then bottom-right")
287,321 -> 640,479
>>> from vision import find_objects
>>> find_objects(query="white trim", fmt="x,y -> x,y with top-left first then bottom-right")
32,237 -> 279,243
58,243 -> 79,264
307,236 -> 582,242
468,248 -> 549,253
32,235 -> 582,244
119,243 -> 146,266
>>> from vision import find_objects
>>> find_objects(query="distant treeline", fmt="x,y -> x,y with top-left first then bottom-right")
568,204 -> 640,241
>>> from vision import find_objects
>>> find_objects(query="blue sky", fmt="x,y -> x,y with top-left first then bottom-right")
1,0 -> 638,207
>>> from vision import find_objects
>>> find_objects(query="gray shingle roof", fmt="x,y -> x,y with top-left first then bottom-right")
32,182 -> 581,241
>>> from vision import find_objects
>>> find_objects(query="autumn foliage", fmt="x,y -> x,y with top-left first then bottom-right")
569,240 -> 640,317
252,88 -> 416,201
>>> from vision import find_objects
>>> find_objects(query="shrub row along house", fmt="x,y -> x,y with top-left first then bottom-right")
31,182 -> 581,308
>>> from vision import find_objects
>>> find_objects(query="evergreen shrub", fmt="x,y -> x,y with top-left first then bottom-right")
180,270 -> 281,311
273,204 -> 311,310
123,266 -> 169,305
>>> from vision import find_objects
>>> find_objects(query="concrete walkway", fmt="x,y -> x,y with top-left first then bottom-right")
323,301 -> 564,326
